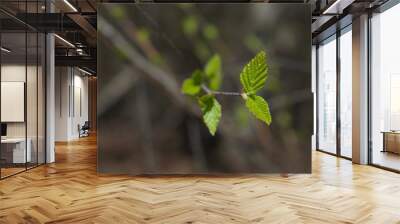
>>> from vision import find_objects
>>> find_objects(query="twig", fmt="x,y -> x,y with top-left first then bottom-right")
201,85 -> 242,96
99,15 -> 185,106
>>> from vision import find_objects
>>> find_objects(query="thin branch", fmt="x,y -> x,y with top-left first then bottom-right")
99,15 -> 185,107
201,85 -> 242,96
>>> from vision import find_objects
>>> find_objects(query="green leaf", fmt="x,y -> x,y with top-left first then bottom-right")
245,95 -> 272,125
181,70 -> 203,96
240,51 -> 268,94
204,54 -> 222,91
198,95 -> 222,135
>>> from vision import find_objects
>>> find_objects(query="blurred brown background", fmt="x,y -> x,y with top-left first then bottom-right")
98,3 -> 312,174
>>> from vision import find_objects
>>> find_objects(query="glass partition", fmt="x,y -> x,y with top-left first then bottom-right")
317,35 -> 337,154
38,32 -> 45,165
1,31 -> 28,177
0,3 -> 46,179
27,30 -> 38,169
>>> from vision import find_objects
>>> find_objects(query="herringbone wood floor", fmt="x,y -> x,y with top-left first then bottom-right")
1,135 -> 400,224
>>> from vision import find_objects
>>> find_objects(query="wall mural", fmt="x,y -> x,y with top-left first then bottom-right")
98,3 -> 312,174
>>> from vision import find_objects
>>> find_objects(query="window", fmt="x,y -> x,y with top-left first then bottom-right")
317,35 -> 337,154
370,3 -> 400,171
339,27 -> 352,158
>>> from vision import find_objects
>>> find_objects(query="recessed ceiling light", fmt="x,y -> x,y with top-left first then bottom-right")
1,47 -> 11,53
78,67 -> 93,76
54,34 -> 75,48
63,0 -> 78,12
322,0 -> 354,15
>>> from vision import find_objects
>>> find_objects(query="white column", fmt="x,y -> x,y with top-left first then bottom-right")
46,1 -> 56,163
55,67 -> 73,141
352,14 -> 369,164
46,33 -> 55,163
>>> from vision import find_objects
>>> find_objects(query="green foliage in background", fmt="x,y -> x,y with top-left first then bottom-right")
194,41 -> 210,61
110,6 -> 126,20
182,16 -> 199,36
181,51 -> 272,135
203,24 -> 219,40
136,28 -> 150,44
244,34 -> 264,53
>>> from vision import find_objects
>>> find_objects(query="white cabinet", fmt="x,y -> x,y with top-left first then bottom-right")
1,138 -> 32,163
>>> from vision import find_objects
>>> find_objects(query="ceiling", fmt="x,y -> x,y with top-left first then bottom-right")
0,0 -> 391,74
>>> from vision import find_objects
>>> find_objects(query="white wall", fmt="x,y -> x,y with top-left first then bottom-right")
72,73 -> 89,138
1,82 -> 25,122
1,65 -> 37,137
1,63 -> 46,164
1,65 -> 27,140
55,67 -> 70,141
55,67 -> 89,141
